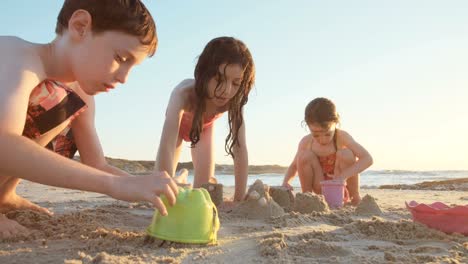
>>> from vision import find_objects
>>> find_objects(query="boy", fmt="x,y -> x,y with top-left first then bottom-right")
0,0 -> 178,238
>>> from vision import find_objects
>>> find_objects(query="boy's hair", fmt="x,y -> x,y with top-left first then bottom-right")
55,0 -> 157,56
191,36 -> 255,158
304,97 -> 340,128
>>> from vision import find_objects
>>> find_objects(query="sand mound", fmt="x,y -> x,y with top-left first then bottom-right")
69,251 -> 178,264
270,209 -> 354,229
201,183 -> 223,206
287,237 -> 351,258
269,186 -> 295,212
355,194 -> 382,216
232,180 -> 284,219
257,233 -> 287,257
258,231 -> 351,263
270,212 -> 323,228
344,216 -> 465,242
4,207 -> 146,244
3,205 -> 215,263
293,192 -> 329,213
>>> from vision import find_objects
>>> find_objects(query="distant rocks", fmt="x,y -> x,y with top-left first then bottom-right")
73,156 -> 288,175
379,178 -> 468,192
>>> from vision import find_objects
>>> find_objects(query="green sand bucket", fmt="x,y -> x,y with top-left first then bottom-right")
147,187 -> 220,244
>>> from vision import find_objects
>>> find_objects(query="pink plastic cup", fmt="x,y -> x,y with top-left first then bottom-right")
320,180 -> 345,208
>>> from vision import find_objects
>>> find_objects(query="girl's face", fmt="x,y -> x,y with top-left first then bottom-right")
206,63 -> 244,108
308,122 -> 336,146
70,31 -> 149,95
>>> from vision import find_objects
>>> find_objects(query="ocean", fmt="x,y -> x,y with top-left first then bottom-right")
184,170 -> 468,188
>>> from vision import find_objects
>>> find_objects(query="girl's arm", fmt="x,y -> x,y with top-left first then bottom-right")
336,130 -> 373,180
232,122 -> 248,201
155,81 -> 191,177
282,136 -> 308,189
282,160 -> 298,190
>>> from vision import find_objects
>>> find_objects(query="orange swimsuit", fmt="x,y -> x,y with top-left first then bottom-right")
178,111 -> 222,142
22,80 -> 87,158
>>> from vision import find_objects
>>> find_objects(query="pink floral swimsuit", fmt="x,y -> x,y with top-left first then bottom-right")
22,80 -> 87,158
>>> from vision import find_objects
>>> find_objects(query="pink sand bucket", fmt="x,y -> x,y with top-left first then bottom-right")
320,180 -> 345,208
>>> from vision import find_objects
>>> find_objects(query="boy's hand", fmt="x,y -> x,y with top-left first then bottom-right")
109,171 -> 178,216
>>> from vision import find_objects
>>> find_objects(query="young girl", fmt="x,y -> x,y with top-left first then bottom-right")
155,37 -> 255,202
282,97 -> 373,205
0,0 -> 179,238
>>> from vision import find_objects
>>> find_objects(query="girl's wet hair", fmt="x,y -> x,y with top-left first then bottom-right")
190,37 -> 255,157
55,0 -> 157,56
304,97 -> 340,128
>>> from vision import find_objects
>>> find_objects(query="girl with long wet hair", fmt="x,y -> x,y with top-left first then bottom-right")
155,36 -> 255,201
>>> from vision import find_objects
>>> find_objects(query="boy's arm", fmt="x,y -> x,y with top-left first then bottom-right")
0,56 -> 178,215
232,122 -> 248,201
71,87 -> 131,176
336,130 -> 373,180
0,63 -> 116,193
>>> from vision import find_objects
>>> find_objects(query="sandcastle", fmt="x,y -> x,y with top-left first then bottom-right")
355,194 -> 382,216
232,180 -> 284,219
293,192 -> 329,213
269,186 -> 295,212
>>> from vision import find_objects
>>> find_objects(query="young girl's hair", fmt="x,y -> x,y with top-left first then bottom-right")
304,97 -> 340,128
191,36 -> 255,157
55,0 -> 157,56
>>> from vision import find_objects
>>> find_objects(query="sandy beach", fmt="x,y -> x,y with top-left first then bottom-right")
1,180 -> 467,264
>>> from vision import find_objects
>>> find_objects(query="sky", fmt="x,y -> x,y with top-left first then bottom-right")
1,1 -> 468,170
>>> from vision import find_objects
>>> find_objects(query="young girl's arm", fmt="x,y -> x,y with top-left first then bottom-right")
282,136 -> 308,189
232,122 -> 248,201
282,160 -> 298,191
155,81 -> 189,177
336,130 -> 373,180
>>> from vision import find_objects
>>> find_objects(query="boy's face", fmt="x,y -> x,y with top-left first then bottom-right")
71,31 -> 149,95
308,122 -> 336,146
207,63 -> 244,108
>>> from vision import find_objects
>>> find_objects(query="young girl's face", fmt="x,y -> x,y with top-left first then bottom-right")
308,122 -> 336,146
206,63 -> 244,108
71,31 -> 149,95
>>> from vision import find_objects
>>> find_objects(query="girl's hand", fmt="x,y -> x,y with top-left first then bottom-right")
109,171 -> 179,216
282,181 -> 293,191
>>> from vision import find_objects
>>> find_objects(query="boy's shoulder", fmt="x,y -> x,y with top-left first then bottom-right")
0,36 -> 46,80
